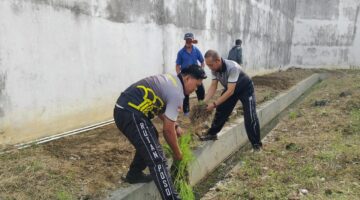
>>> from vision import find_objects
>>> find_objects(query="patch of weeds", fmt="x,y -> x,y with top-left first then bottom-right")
299,164 -> 317,178
316,151 -> 336,162
288,110 -> 298,120
237,190 -> 254,199
164,132 -> 195,200
286,157 -> 297,166
267,169 -> 278,178
285,143 -> 302,152
350,109 -> 360,133
241,160 -> 262,178
319,109 -> 329,117
14,164 -> 27,174
347,100 -> 360,110
29,160 -> 44,172
63,171 -> 76,184
313,99 -> 329,107
262,91 -> 276,102
341,125 -> 354,136
56,190 -> 73,200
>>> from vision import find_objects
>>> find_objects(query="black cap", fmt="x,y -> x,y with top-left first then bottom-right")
235,39 -> 242,45
181,64 -> 207,79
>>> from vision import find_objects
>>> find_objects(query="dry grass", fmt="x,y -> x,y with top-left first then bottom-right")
189,103 -> 212,124
201,70 -> 360,200
0,68 -> 317,199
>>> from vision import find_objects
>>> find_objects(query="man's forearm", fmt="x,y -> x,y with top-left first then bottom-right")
204,87 -> 216,102
163,130 -> 182,159
176,65 -> 181,74
215,90 -> 234,105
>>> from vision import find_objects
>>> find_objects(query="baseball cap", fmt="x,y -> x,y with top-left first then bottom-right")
181,64 -> 207,79
184,33 -> 194,40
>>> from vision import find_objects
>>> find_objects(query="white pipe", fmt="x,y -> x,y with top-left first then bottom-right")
0,119 -> 115,154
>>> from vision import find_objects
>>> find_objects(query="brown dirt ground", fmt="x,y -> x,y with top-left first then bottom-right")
0,68 -> 316,200
201,69 -> 360,199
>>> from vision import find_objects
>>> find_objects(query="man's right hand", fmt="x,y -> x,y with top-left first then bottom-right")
175,126 -> 184,137
162,116 -> 183,162
173,151 -> 183,161
176,65 -> 181,74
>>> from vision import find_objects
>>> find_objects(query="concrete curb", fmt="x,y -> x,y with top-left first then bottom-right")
108,73 -> 323,200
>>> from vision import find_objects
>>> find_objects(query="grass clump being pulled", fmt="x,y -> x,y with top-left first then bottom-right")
189,101 -> 212,124
163,132 -> 195,200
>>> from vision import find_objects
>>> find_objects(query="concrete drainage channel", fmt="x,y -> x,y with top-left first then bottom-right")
108,73 -> 325,200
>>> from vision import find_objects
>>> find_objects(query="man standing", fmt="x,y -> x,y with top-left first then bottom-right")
228,39 -> 243,65
175,33 -> 205,115
114,65 -> 207,200
200,50 -> 262,151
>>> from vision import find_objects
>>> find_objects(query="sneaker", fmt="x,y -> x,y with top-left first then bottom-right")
123,171 -> 152,184
184,112 -> 190,117
199,134 -> 218,141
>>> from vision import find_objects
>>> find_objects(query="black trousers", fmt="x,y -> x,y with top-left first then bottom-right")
183,83 -> 205,113
207,82 -> 262,148
114,107 -> 181,200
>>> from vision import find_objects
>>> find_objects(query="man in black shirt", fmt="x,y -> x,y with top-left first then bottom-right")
228,39 -> 243,65
114,65 -> 207,200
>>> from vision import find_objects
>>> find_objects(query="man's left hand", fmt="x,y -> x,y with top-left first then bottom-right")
175,126 -> 184,137
206,102 -> 216,112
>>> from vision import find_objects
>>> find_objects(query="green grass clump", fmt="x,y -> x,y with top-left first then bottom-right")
164,132 -> 195,200
56,190 -> 73,200
350,109 -> 360,133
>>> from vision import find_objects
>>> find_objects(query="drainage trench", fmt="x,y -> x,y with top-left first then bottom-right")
109,73 -> 324,200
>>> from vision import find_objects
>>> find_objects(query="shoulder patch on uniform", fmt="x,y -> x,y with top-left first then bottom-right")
166,74 -> 178,87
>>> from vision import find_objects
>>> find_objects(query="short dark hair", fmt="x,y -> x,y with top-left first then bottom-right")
235,39 -> 242,45
204,50 -> 221,61
181,64 -> 207,79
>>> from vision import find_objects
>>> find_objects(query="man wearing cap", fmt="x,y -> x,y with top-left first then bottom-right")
200,50 -> 262,151
113,64 -> 207,200
175,33 -> 205,115
228,39 -> 243,65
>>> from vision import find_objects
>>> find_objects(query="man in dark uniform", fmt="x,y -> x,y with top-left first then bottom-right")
175,33 -> 206,115
200,50 -> 262,151
228,39 -> 243,65
113,65 -> 207,200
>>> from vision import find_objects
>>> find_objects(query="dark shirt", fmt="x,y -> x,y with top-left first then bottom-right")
227,45 -> 243,65
116,74 -> 184,121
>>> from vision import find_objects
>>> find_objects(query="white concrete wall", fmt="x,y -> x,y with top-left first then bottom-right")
0,0 -> 297,146
0,1 -> 164,145
350,5 -> 360,66
291,0 -> 360,67
162,0 -> 296,74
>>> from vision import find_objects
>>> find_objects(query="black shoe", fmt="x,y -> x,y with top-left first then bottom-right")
183,107 -> 190,114
252,144 -> 262,152
123,172 -> 152,184
199,134 -> 218,141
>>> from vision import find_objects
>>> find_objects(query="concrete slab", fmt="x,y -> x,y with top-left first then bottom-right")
107,73 -> 323,200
